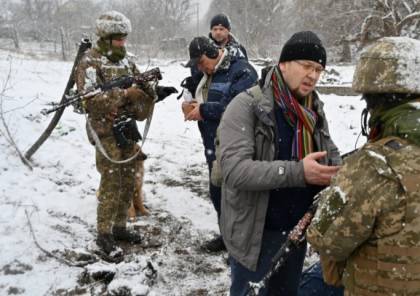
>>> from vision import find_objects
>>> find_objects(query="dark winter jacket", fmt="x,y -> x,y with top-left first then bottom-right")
196,50 -> 257,164
188,34 -> 248,96
218,67 -> 341,271
264,104 -> 323,231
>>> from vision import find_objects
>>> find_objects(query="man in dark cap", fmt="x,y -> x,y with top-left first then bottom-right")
180,13 -> 248,124
217,31 -> 341,295
182,36 -> 258,253
209,13 -> 248,60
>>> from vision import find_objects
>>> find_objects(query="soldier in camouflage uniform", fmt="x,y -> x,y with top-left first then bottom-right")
75,11 -> 176,256
307,37 -> 420,296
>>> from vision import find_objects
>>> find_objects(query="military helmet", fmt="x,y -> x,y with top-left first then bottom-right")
96,11 -> 132,39
352,37 -> 420,94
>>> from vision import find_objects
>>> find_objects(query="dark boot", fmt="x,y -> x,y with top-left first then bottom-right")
202,235 -> 226,253
113,226 -> 142,244
96,233 -> 118,254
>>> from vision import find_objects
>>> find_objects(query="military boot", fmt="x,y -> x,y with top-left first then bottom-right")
202,235 -> 226,253
96,233 -> 119,254
113,226 -> 142,244
96,233 -> 124,263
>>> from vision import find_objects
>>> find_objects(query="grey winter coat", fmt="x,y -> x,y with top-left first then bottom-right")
218,68 -> 341,271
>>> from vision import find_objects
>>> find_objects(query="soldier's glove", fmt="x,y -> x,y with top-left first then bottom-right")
156,86 -> 178,102
125,87 -> 148,104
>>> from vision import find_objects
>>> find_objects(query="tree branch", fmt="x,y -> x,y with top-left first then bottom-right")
397,11 -> 420,32
402,0 -> 414,14
0,60 -> 33,170
25,209 -> 86,268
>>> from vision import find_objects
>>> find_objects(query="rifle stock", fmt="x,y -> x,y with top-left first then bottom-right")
25,38 -> 92,160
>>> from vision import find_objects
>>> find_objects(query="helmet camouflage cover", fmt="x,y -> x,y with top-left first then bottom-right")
352,37 -> 420,94
96,11 -> 132,38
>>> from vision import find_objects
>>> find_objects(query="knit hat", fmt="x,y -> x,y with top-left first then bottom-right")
185,36 -> 219,67
279,31 -> 326,68
210,13 -> 231,30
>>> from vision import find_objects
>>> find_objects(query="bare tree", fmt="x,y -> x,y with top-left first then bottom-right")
0,60 -> 33,170
354,0 -> 420,47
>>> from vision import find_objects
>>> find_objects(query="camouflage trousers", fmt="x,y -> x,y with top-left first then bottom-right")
95,136 -> 144,234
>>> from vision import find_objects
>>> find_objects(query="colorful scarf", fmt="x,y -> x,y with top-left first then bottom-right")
271,66 -> 318,160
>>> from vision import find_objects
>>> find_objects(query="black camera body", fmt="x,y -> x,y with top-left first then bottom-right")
112,115 -> 142,148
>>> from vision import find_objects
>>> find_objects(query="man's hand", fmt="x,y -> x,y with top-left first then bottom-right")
184,102 -> 203,121
303,151 -> 340,186
182,101 -> 195,118
156,86 -> 178,102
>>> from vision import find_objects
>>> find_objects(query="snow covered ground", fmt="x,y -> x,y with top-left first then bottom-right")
0,50 -> 365,296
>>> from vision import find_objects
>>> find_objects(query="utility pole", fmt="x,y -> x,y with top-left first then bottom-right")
192,2 -> 200,36
196,2 -> 199,36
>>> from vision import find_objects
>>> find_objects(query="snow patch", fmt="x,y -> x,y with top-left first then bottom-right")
409,102 -> 420,110
333,186 -> 347,203
383,37 -> 420,93
367,150 -> 387,163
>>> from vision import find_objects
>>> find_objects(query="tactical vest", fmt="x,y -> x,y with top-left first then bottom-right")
81,49 -> 136,142
344,137 -> 420,296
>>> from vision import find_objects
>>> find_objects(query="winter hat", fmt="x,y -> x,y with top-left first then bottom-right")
210,13 -> 231,30
185,36 -> 219,67
279,31 -> 326,68
96,11 -> 132,39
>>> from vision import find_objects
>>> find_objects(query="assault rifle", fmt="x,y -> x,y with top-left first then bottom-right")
246,199 -> 320,296
41,67 -> 162,115
246,151 -> 356,296
25,38 -> 92,160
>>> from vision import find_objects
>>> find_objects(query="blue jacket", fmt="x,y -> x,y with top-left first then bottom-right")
196,53 -> 257,164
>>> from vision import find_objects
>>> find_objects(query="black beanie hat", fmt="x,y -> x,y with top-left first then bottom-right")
279,31 -> 327,68
210,13 -> 231,30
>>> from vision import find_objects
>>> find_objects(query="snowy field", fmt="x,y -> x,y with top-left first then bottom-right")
0,50 -> 365,296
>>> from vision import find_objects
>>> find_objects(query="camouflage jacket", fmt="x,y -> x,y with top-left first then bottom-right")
75,48 -> 155,141
307,137 -> 420,296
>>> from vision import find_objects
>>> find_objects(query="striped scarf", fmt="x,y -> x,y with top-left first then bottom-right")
272,66 -> 317,160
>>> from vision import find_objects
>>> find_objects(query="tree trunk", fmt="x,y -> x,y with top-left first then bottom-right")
60,27 -> 67,61
341,40 -> 352,62
12,25 -> 20,50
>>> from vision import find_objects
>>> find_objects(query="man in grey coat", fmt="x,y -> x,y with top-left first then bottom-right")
218,31 -> 341,296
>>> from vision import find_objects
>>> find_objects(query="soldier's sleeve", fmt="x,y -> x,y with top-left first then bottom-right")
132,63 -> 156,100
75,54 -> 126,115
129,63 -> 155,121
307,149 -> 400,261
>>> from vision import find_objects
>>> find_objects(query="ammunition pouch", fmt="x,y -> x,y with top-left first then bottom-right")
112,115 -> 142,148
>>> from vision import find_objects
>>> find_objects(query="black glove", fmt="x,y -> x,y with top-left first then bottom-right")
156,86 -> 178,102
